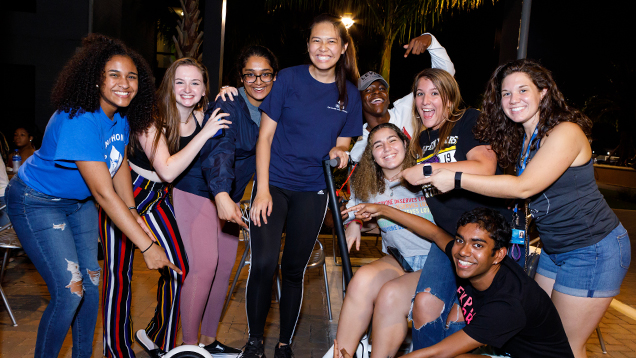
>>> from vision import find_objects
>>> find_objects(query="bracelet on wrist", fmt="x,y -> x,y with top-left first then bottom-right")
454,172 -> 463,190
141,241 -> 155,254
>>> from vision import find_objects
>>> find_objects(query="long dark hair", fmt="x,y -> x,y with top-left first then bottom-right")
409,68 -> 466,159
236,45 -> 279,82
351,123 -> 417,202
50,33 -> 155,137
308,14 -> 360,110
474,59 -> 592,168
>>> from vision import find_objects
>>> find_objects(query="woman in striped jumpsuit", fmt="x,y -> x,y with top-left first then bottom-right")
100,57 -> 231,358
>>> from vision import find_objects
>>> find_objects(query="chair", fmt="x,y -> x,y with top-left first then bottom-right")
0,217 -> 21,326
221,200 -> 252,318
275,238 -> 332,320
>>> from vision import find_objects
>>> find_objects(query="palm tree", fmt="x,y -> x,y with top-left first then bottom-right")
265,0 -> 494,82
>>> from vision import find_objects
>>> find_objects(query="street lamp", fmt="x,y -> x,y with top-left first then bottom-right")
341,13 -> 354,29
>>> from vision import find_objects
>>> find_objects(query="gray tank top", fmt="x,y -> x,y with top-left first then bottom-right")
527,146 -> 619,254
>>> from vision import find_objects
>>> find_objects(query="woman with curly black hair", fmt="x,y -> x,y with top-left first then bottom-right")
420,59 -> 630,358
5,34 -> 181,358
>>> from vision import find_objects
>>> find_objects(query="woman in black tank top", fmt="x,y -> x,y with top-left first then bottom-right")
416,59 -> 630,358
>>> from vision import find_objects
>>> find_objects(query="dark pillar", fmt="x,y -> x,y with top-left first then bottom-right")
202,0 -> 226,92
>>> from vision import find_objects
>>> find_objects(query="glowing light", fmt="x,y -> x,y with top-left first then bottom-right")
341,13 -> 354,29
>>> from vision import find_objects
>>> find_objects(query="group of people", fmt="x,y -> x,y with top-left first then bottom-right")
2,12 -> 629,358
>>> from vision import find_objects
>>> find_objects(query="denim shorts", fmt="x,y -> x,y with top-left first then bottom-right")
536,223 -> 630,298
404,253 -> 429,272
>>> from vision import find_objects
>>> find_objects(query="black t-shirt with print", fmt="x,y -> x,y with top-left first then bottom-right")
418,108 -> 511,235
444,241 -> 574,358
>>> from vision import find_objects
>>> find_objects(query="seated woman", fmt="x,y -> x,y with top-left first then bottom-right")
325,123 -> 436,358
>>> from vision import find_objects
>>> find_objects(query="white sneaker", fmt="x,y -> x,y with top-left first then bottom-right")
356,335 -> 371,358
322,337 -> 371,358
135,329 -> 160,354
322,344 -> 334,358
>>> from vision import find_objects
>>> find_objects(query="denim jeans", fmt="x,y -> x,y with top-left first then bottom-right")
411,244 -> 465,350
6,176 -> 100,358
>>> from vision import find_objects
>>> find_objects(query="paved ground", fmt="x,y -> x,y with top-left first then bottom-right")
1,209 -> 635,358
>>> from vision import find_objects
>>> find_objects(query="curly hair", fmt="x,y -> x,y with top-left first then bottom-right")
50,33 -> 155,137
351,123 -> 417,202
457,207 -> 512,255
408,68 -> 466,159
474,59 -> 592,168
147,57 -> 210,160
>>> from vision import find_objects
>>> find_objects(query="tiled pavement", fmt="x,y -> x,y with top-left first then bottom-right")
1,211 -> 635,358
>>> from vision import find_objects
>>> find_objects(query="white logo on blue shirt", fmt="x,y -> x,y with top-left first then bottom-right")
327,102 -> 348,113
108,146 -> 123,176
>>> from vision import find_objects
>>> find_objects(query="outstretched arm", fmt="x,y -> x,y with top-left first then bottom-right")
401,330 -> 483,358
419,122 -> 590,198
78,160 -> 181,273
403,33 -> 455,76
343,203 -> 453,251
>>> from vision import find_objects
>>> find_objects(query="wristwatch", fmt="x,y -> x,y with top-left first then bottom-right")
422,163 -> 433,178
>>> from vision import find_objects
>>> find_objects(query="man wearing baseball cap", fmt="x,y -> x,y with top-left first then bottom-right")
350,33 -> 455,162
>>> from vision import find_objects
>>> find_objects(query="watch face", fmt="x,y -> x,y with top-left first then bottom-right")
423,164 -> 433,177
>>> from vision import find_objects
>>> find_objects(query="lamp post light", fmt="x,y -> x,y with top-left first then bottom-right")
341,13 -> 354,29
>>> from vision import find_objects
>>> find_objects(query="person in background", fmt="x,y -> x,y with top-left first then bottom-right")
337,206 -> 574,358
418,59 -> 630,358
5,33 -> 180,358
174,45 -> 279,357
12,127 -> 37,163
101,57 -> 229,358
241,14 -> 362,358
0,160 -> 8,227
350,33 -> 455,162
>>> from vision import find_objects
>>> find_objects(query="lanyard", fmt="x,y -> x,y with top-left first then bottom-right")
517,126 -> 539,176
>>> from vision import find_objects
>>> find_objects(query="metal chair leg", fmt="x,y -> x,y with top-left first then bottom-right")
1,248 -> 10,283
597,326 -> 607,354
0,284 -> 17,326
222,243 -> 250,318
275,266 -> 282,302
322,261 -> 332,320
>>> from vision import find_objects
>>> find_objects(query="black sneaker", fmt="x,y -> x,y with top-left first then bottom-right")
239,337 -> 266,358
274,343 -> 294,358
200,340 -> 242,357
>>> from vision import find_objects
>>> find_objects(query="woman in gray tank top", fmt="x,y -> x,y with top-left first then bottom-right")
409,59 -> 630,358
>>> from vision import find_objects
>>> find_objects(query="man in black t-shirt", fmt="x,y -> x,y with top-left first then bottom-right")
336,206 -> 573,358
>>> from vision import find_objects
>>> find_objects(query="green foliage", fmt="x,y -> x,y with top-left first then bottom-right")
264,0 -> 494,81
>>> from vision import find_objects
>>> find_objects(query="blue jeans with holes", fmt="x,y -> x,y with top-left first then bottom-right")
6,176 -> 100,358
411,244 -> 465,350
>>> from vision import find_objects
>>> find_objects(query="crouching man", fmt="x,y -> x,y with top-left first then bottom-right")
336,206 -> 573,358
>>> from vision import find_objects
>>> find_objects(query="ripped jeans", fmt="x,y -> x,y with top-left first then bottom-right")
411,244 -> 465,350
6,176 -> 100,358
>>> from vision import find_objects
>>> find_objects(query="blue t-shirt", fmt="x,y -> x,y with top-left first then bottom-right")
259,65 -> 362,191
19,108 -> 130,200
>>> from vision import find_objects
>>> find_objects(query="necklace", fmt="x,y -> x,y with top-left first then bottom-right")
180,110 -> 195,124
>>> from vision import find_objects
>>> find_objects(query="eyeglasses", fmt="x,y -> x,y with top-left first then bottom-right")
241,73 -> 274,83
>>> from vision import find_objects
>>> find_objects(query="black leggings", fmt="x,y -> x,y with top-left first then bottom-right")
246,184 -> 328,344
